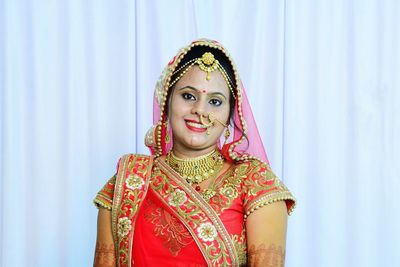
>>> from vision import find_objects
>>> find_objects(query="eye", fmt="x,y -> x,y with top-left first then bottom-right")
182,92 -> 196,101
209,98 -> 222,106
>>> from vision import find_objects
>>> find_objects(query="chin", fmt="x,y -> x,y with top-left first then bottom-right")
173,127 -> 222,150
186,137 -> 210,149
175,135 -> 214,151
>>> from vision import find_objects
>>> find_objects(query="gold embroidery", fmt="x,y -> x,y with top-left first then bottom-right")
220,184 -> 238,199
125,174 -> 144,190
207,168 -> 237,215
152,160 -> 236,266
168,189 -> 187,206
144,200 -> 193,256
112,154 -> 153,267
242,160 -> 296,218
231,228 -> 247,266
197,222 -> 218,242
94,175 -> 116,210
93,197 -> 113,210
117,217 -> 132,237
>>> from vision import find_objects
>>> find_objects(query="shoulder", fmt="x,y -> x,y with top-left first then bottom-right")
93,154 -> 153,210
234,158 -> 278,191
233,158 -> 272,180
233,158 -> 296,216
117,153 -> 152,162
115,153 -> 153,170
103,153 -> 153,191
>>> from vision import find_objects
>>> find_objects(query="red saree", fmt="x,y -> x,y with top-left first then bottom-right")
94,154 -> 295,266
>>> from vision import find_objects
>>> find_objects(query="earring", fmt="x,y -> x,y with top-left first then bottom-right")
224,127 -> 230,142
165,120 -> 170,144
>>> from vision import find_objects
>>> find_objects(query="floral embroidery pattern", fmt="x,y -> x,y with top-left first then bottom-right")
147,158 -> 295,266
144,200 -> 193,256
231,229 -> 247,266
168,189 -> 187,206
112,155 -> 153,267
207,167 -> 238,215
151,165 -> 233,266
117,217 -> 132,237
197,222 -> 217,242
220,183 -> 238,199
125,174 -> 144,190
93,175 -> 116,210
243,160 -> 296,217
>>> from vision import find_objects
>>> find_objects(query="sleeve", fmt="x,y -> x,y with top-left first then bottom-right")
93,157 -> 122,210
241,160 -> 296,219
93,174 -> 116,210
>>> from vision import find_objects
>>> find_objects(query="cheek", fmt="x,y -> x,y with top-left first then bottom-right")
169,98 -> 191,128
169,95 -> 183,117
217,105 -> 231,124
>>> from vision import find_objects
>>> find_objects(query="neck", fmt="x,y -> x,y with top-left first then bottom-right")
172,145 -> 217,159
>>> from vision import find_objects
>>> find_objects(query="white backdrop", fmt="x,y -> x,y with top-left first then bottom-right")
1,0 -> 399,266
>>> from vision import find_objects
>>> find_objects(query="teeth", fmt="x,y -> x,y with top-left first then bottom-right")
187,121 -> 208,128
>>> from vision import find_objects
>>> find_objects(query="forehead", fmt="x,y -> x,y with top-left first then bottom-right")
173,65 -> 230,95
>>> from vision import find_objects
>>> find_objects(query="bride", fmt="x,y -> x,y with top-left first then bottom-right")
93,39 -> 296,267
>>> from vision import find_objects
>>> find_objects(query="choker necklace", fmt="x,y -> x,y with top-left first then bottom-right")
166,149 -> 224,185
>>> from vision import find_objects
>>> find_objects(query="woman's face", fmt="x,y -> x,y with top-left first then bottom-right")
168,65 -> 231,154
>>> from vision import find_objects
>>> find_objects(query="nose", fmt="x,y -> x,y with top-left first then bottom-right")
191,99 -> 207,118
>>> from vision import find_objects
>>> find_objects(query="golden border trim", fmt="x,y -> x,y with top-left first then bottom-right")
245,191 -> 296,220
111,154 -> 154,267
112,154 -> 131,247
93,197 -> 112,210
128,157 -> 153,267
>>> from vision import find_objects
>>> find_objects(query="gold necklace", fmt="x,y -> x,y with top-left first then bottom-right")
166,149 -> 224,185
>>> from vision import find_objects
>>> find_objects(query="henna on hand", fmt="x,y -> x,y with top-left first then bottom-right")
248,243 -> 286,267
93,242 -> 116,267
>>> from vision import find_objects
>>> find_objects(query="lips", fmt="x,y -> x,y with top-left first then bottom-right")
185,119 -> 208,132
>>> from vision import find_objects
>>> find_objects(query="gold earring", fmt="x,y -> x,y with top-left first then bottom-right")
165,120 -> 170,144
224,127 -> 230,141
224,127 -> 230,139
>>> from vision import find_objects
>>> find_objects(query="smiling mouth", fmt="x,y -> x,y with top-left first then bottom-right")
184,119 -> 209,132
186,121 -> 208,128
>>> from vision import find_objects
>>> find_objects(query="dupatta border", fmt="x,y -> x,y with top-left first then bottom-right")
153,159 -> 239,267
111,154 -> 131,246
111,154 -> 153,267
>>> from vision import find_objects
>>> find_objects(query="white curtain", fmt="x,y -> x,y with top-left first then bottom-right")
1,0 -> 399,266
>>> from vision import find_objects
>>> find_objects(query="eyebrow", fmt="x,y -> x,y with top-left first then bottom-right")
177,86 -> 227,100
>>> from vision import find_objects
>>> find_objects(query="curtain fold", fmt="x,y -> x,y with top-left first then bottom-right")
0,1 -> 399,266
